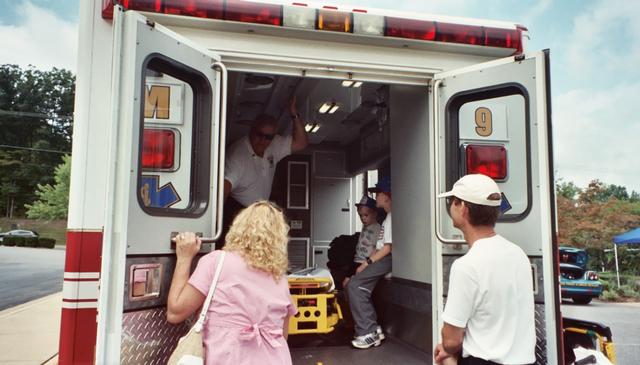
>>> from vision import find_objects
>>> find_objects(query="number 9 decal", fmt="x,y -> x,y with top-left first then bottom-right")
475,107 -> 492,137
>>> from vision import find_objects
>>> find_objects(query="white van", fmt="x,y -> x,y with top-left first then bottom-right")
60,1 -> 560,364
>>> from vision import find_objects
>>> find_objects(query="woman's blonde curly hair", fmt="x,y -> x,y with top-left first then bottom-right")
223,201 -> 290,280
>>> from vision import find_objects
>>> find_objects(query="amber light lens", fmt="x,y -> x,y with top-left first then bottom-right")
317,8 -> 352,33
142,129 -> 175,169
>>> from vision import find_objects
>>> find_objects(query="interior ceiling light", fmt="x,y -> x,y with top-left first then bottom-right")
319,101 -> 339,114
341,80 -> 363,88
304,123 -> 321,133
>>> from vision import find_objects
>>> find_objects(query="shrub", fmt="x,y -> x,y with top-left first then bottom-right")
5,236 -> 27,247
24,237 -> 39,248
601,290 -> 619,301
2,237 -> 16,246
38,238 -> 56,249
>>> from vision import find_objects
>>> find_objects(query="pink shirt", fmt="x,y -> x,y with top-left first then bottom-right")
188,250 -> 297,365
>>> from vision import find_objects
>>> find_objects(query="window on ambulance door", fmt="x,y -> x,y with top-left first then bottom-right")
138,55 -> 213,216
446,85 -> 532,220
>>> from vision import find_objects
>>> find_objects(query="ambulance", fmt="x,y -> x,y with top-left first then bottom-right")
61,0 -> 561,363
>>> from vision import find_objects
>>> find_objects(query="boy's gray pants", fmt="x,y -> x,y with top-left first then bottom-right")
346,255 -> 392,336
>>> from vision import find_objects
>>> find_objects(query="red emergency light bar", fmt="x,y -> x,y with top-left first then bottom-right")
102,0 -> 523,54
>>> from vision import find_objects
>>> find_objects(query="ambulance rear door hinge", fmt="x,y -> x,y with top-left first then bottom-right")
514,53 -> 526,62
146,19 -> 155,28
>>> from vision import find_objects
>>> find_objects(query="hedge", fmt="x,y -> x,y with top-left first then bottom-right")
1,236 -> 56,249
38,238 -> 56,249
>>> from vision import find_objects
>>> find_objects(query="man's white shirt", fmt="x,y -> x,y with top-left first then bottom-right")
442,235 -> 536,364
224,134 -> 292,207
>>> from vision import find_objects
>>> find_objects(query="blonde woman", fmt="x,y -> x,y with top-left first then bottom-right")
167,201 -> 297,365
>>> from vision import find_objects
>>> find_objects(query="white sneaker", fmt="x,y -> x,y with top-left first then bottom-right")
351,332 -> 381,349
377,326 -> 385,341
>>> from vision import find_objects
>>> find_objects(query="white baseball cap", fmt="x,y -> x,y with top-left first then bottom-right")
437,174 -> 502,207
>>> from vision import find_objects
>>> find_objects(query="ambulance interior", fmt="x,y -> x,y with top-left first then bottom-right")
224,71 -> 433,349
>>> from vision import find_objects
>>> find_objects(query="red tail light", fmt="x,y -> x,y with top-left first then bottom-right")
465,144 -> 507,180
587,272 -> 599,281
142,129 -> 175,170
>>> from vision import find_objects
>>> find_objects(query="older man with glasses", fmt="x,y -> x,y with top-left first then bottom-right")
221,97 -> 308,246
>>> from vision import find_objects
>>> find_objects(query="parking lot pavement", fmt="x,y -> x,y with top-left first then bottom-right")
0,292 -> 61,365
0,245 -> 64,310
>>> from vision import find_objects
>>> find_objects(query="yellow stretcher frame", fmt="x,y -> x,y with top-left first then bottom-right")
288,276 -> 343,335
564,326 -> 616,364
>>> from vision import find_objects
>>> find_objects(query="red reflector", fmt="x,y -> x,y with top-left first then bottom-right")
317,9 -> 352,32
465,145 -> 507,180
225,1 -> 282,26
385,17 -> 436,41
142,129 -> 175,169
164,0 -> 223,19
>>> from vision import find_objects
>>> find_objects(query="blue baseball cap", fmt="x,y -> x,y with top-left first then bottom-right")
355,195 -> 377,210
367,176 -> 391,193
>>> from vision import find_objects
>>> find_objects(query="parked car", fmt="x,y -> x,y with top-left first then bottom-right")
0,229 -> 39,242
559,246 -> 603,304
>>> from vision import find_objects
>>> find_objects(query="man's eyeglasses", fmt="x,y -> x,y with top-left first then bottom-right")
253,131 -> 275,141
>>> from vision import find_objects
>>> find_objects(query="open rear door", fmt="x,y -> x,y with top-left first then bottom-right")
432,51 -> 559,364
97,7 -> 227,364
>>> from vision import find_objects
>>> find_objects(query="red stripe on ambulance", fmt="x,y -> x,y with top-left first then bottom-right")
58,230 -> 102,365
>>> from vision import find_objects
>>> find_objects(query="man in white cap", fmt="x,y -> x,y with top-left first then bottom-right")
433,174 -> 535,365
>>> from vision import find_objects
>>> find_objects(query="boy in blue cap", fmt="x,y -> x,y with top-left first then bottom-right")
347,176 -> 392,349
342,195 -> 381,289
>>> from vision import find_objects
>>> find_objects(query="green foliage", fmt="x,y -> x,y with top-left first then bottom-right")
601,290 -> 619,301
38,237 -> 56,249
24,236 -> 39,247
1,237 -> 16,246
5,236 -> 26,246
556,179 -> 581,200
0,64 -> 74,218
25,154 -> 70,219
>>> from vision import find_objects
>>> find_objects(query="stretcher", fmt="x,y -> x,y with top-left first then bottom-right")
288,268 -> 343,335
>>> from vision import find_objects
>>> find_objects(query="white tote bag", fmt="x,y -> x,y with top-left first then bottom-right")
168,251 -> 226,365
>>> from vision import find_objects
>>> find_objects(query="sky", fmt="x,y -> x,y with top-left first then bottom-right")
0,0 -> 638,193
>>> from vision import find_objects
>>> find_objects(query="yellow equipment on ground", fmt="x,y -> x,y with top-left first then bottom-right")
563,317 -> 616,364
288,270 -> 342,335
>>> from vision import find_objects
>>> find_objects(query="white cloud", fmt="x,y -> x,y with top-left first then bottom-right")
565,0 -> 640,80
0,2 -> 77,71
554,83 -> 640,193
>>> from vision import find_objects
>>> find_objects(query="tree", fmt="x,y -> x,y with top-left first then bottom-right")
0,64 -> 74,217
25,154 -> 70,220
556,179 -> 640,272
556,178 -> 581,199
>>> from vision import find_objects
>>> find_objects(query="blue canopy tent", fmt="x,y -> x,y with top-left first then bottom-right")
612,227 -> 640,287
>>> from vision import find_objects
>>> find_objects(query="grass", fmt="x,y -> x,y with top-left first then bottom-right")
0,217 -> 67,246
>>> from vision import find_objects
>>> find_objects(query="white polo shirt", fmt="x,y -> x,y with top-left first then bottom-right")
376,213 -> 392,250
442,235 -> 535,364
224,134 -> 292,207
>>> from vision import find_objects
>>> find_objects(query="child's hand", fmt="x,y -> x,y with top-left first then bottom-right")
355,262 -> 367,274
342,277 -> 351,287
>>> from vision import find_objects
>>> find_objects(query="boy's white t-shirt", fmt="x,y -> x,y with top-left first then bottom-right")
375,213 -> 392,250
442,234 -> 535,364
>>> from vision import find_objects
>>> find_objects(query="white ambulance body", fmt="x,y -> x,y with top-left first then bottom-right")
62,0 -> 560,363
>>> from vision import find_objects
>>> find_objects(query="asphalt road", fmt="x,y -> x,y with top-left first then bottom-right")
0,245 -> 64,311
562,299 -> 640,365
